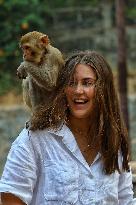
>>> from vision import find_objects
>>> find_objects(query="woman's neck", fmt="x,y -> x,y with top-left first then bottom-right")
67,116 -> 91,133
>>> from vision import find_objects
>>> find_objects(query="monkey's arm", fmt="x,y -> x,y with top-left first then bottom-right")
17,61 -> 52,90
17,62 -> 28,79
17,60 -> 62,90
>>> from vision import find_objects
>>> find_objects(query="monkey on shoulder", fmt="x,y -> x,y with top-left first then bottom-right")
17,31 -> 64,111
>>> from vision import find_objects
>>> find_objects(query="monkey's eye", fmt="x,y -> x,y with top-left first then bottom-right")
31,51 -> 35,56
23,45 -> 30,50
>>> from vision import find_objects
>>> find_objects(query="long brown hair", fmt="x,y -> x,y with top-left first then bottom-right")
30,50 -> 130,174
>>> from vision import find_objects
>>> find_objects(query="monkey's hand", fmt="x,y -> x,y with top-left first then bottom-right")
17,62 -> 28,79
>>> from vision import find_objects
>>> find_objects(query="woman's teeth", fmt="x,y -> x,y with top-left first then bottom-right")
74,99 -> 88,104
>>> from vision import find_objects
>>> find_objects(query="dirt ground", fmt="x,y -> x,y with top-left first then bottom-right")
0,91 -> 23,105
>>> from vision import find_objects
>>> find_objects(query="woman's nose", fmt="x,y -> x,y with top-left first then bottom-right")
75,84 -> 84,94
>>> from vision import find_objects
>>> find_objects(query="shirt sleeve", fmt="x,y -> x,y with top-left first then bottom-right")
118,169 -> 135,205
0,129 -> 38,205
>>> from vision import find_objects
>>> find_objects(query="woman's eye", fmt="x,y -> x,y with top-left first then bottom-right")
83,81 -> 94,86
68,80 -> 96,87
69,81 -> 75,86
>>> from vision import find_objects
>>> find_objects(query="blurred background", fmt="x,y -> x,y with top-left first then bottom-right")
0,0 -> 136,178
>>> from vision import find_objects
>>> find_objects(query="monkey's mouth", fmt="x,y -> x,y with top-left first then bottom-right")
23,55 -> 32,60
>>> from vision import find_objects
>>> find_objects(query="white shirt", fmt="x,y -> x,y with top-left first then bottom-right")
0,123 -> 135,205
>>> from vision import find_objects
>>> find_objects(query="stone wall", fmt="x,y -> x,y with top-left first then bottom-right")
47,6 -> 136,69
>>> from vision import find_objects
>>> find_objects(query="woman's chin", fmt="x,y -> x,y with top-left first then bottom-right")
70,110 -> 91,120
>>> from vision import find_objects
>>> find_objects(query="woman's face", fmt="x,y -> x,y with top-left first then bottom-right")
65,64 -> 96,120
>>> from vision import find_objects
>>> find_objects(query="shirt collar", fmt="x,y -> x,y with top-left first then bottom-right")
47,123 -> 78,152
47,123 -> 65,137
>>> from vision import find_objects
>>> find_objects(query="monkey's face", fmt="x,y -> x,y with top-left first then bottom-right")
20,31 -> 50,64
21,44 -> 45,65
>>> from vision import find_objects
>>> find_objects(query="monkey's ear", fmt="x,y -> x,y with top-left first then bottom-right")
40,35 -> 50,47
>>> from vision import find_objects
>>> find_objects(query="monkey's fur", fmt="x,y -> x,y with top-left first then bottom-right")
17,31 -> 64,112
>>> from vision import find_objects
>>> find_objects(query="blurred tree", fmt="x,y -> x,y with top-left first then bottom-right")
116,0 -> 129,131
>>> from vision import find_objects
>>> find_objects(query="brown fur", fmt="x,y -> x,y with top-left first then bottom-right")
17,31 -> 64,111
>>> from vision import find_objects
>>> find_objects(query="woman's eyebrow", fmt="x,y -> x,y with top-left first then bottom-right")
82,77 -> 96,81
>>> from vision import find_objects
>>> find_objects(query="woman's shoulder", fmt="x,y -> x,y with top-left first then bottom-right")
12,127 -> 50,148
12,123 -> 66,150
12,128 -> 30,146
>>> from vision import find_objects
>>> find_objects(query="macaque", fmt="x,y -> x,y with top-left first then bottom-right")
17,31 -> 64,111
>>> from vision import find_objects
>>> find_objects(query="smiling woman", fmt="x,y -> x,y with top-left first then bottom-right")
0,50 -> 136,205
65,64 -> 96,120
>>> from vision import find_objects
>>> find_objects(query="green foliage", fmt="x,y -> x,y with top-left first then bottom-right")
0,72 -> 14,95
46,0 -> 99,7
126,8 -> 136,25
126,0 -> 136,25
0,71 -> 21,95
0,0 -> 48,71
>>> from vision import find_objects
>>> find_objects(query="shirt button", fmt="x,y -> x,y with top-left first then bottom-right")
89,174 -> 93,178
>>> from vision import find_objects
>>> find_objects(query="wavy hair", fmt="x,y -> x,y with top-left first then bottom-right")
30,50 -> 130,174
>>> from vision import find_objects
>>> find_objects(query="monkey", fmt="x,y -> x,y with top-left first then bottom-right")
17,31 -> 64,112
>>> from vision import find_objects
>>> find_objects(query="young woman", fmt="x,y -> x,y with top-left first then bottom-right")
0,51 -> 135,205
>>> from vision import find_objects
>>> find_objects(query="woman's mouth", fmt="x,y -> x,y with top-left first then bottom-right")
73,99 -> 88,104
